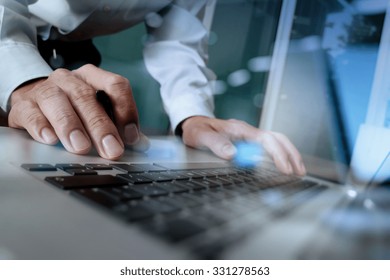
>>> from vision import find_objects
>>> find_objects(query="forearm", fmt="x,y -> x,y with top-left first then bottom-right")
0,0 -> 52,112
143,0 -> 216,132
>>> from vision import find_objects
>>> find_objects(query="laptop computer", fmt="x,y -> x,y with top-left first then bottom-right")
0,0 -> 390,260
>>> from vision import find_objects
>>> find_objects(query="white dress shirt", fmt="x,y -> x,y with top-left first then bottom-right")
0,0 -> 216,131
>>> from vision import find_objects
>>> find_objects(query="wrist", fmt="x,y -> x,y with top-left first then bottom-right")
176,116 -> 210,137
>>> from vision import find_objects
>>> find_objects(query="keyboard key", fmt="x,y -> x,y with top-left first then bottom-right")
207,177 -> 232,186
144,217 -> 207,242
72,189 -> 122,210
85,164 -> 112,170
55,163 -> 84,171
141,173 -> 175,182
125,200 -> 180,222
129,184 -> 169,197
131,164 -> 167,172
65,168 -> 98,176
111,163 -> 167,173
166,171 -> 191,180
154,182 -> 190,193
156,162 -> 231,171
97,188 -> 143,201
45,175 -> 128,190
117,173 -> 153,184
174,194 -> 203,208
21,164 -> 57,171
191,178 -> 220,188
110,164 -> 144,173
138,199 -> 181,214
73,189 -> 153,221
182,171 -> 204,179
188,190 -> 222,203
125,203 -> 155,221
174,180 -> 207,191
160,196 -> 192,209
193,170 -> 217,177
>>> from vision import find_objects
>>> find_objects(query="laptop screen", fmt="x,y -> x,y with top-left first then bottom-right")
261,0 -> 390,184
368,151 -> 390,188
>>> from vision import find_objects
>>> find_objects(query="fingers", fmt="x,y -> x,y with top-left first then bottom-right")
130,132 -> 151,152
73,64 -> 140,146
182,120 -> 236,160
181,116 -> 306,176
48,68 -> 124,159
257,131 -> 305,176
269,132 -> 306,176
8,65 -> 143,160
8,100 -> 58,145
212,118 -> 305,175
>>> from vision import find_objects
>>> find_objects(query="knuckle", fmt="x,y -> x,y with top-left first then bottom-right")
38,84 -> 63,102
274,132 -> 288,141
86,114 -> 112,131
9,100 -> 33,126
227,119 -> 247,130
227,118 -> 239,122
70,85 -> 95,101
106,75 -> 130,91
228,118 -> 245,126
258,131 -> 275,143
115,92 -> 132,106
13,100 -> 46,128
50,68 -> 70,78
25,110 -> 45,127
54,110 -> 76,127
77,63 -> 96,73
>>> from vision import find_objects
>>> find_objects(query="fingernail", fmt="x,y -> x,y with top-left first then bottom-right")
69,129 -> 90,152
131,133 -> 150,152
102,134 -> 124,158
222,144 -> 237,158
41,127 -> 57,144
300,161 -> 307,175
124,123 -> 139,145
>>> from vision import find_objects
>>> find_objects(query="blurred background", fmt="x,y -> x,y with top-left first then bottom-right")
93,0 -> 282,135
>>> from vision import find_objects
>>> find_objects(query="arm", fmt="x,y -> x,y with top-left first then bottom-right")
143,0 -> 306,175
2,1 -> 148,159
143,0 -> 216,132
0,0 -> 53,112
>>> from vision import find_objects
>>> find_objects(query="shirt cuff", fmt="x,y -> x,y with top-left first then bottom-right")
0,43 -> 53,112
166,92 -> 215,134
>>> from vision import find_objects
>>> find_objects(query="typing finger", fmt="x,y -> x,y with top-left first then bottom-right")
73,64 -> 140,146
211,118 -> 306,175
48,68 -> 124,160
270,132 -> 306,176
33,80 -> 92,154
8,99 -> 58,145
183,117 -> 305,175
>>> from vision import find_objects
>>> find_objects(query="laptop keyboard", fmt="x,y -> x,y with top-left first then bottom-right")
22,162 -> 327,258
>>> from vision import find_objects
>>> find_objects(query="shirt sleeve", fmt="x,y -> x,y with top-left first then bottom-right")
0,0 -> 53,113
142,0 -> 217,133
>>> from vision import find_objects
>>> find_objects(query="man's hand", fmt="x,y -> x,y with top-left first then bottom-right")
181,116 -> 306,176
8,64 -> 148,160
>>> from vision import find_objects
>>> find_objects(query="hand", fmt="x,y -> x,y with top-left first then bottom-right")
8,64 -> 149,160
181,116 -> 306,176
